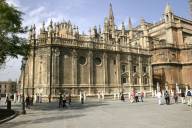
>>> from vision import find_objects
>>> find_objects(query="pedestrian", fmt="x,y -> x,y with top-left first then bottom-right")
29,96 -> 33,106
63,95 -> 66,108
48,94 -> 51,103
81,94 -> 84,104
121,92 -> 125,101
189,90 -> 192,106
40,94 -> 42,103
186,90 -> 191,106
173,91 -> 178,103
98,92 -> 101,102
164,90 -> 170,105
140,91 -> 144,102
68,94 -> 71,105
5,97 -> 11,110
135,92 -> 139,102
59,94 -> 63,108
180,90 -> 185,103
130,90 -> 135,103
157,91 -> 162,105
26,96 -> 30,109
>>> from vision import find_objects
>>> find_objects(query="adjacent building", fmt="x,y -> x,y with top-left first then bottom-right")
0,80 -> 17,97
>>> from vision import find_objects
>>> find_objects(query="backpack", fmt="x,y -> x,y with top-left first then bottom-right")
164,91 -> 169,98
187,91 -> 191,96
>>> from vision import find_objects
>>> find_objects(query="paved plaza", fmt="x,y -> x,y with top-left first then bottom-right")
0,98 -> 192,128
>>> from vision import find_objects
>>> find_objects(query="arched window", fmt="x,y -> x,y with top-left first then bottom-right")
121,77 -> 127,84
121,65 -> 126,73
133,77 -> 138,85
133,65 -> 137,73
142,66 -> 147,73
143,77 -> 148,85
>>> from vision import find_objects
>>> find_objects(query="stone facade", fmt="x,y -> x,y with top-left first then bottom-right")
19,4 -> 192,98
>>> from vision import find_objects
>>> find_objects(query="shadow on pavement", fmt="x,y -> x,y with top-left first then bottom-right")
30,101 -> 109,111
0,114 -> 85,128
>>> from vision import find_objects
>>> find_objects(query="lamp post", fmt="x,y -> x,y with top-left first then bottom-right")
21,57 -> 27,114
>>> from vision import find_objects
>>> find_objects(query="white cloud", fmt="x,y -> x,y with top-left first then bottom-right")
29,6 -> 46,17
24,6 -> 64,34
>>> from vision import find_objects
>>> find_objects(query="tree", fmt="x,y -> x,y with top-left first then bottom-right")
0,0 -> 29,65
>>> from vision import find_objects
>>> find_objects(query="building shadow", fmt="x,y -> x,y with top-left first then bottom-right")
0,114 -> 85,128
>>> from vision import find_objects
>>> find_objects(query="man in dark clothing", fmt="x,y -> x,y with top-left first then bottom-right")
59,94 -> 63,108
164,91 -> 170,105
81,94 -> 84,104
121,93 -> 125,101
63,95 -> 67,108
68,94 -> 71,105
26,96 -> 30,109
181,91 -> 185,103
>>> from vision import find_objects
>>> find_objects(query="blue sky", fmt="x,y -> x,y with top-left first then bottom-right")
0,0 -> 190,81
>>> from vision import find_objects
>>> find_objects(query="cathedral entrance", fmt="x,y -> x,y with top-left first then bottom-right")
153,68 -> 166,91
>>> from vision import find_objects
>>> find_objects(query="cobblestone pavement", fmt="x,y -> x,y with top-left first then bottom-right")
0,98 -> 192,128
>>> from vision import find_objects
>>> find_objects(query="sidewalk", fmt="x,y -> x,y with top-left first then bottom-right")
0,97 -> 192,128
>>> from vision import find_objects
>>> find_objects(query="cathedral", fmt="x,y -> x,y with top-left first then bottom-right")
19,4 -> 192,99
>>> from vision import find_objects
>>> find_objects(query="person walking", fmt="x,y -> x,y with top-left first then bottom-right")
181,90 -> 185,104
173,90 -> 178,103
63,95 -> 67,108
81,94 -> 84,104
135,92 -> 139,103
59,94 -> 63,108
186,90 -> 192,106
140,91 -> 144,102
120,92 -> 125,101
130,90 -> 135,103
164,90 -> 170,105
157,91 -> 162,105
68,94 -> 71,105
26,96 -> 30,109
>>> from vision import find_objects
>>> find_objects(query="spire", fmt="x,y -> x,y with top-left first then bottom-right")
121,22 -> 125,35
128,17 -> 132,30
41,21 -> 45,32
108,3 -> 115,28
121,22 -> 125,30
164,3 -> 172,14
164,3 -> 174,22
50,19 -> 53,27
98,25 -> 101,34
109,3 -> 114,20
140,17 -> 145,25
33,24 -> 36,31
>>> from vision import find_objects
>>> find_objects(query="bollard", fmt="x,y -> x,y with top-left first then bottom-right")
7,100 -> 11,110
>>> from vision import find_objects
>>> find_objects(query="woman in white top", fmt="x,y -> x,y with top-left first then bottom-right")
157,91 -> 162,105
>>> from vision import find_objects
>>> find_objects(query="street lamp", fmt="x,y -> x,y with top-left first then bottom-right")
21,57 -> 27,114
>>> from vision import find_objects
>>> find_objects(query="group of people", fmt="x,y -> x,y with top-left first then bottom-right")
181,89 -> 192,106
157,89 -> 192,105
129,90 -> 144,103
58,94 -> 71,108
25,96 -> 34,109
